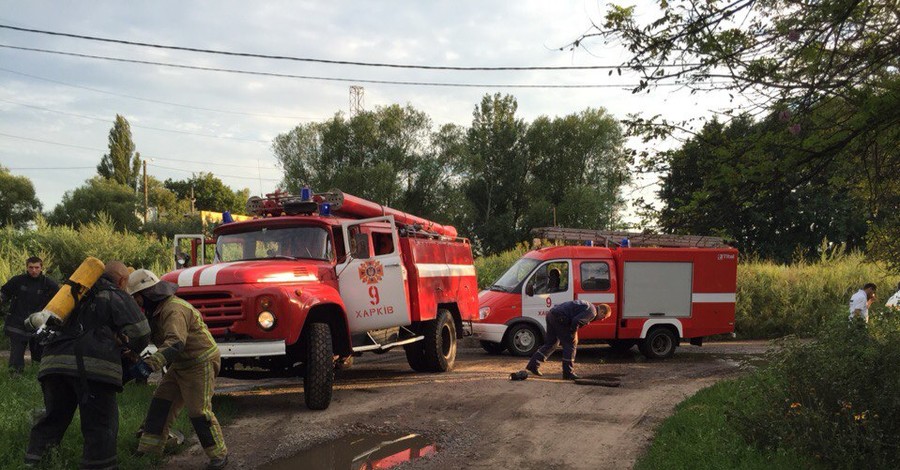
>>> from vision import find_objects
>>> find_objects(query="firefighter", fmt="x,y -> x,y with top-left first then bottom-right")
127,269 -> 228,470
24,260 -> 151,469
525,300 -> 609,380
0,256 -> 59,373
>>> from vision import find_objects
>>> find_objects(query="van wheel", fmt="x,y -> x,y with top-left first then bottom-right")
303,323 -> 334,410
422,309 -> 457,372
480,341 -> 506,355
505,323 -> 541,357
639,328 -> 678,359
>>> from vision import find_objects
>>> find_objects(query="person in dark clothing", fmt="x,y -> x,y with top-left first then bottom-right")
24,260 -> 151,470
0,256 -> 59,373
525,300 -> 609,380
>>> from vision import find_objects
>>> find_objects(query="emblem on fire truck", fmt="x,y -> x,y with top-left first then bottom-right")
358,260 -> 384,285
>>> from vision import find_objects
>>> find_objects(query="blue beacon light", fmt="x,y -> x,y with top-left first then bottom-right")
319,202 -> 331,216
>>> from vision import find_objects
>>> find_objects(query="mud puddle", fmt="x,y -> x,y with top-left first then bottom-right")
259,432 -> 438,470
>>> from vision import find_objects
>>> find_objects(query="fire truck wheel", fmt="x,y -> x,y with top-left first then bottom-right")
480,341 -> 506,355
505,323 -> 541,357
639,327 -> 678,359
422,309 -> 457,372
404,342 -> 429,372
303,323 -> 334,410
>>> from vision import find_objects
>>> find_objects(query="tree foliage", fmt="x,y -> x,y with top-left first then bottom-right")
0,166 -> 42,229
163,173 -> 250,214
576,0 -> 900,267
97,115 -> 141,190
47,177 -> 140,231
273,96 -> 629,255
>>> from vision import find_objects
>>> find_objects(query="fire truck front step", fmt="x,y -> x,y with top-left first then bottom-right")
351,326 -> 423,353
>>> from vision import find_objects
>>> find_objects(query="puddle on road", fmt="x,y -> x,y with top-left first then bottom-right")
259,433 -> 438,470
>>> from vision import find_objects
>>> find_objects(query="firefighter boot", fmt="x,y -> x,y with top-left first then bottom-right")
562,361 -> 580,380
525,359 -> 543,377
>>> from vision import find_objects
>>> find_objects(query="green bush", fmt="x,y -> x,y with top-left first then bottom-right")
731,314 -> 900,469
0,217 -> 171,280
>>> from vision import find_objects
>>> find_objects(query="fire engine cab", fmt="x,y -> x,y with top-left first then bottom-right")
473,228 -> 738,359
162,190 -> 478,410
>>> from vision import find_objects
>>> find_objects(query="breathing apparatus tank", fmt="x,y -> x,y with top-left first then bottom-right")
25,256 -> 105,331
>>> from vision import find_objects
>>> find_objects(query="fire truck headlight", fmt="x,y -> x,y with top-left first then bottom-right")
478,306 -> 491,320
257,311 -> 276,330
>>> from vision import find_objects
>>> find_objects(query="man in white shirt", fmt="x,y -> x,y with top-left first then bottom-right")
886,282 -> 900,310
848,283 -> 877,323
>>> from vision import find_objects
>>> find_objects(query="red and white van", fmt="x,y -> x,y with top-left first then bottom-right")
472,244 -> 738,359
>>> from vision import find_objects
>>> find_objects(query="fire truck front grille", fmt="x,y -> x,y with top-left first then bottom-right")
179,291 -> 244,331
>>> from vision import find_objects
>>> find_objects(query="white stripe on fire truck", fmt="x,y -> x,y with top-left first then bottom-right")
415,263 -> 477,278
177,265 -> 205,287
198,262 -> 241,286
577,293 -> 616,303
691,293 -> 736,303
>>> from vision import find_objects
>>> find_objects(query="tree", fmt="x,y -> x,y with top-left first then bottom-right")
47,177 -> 140,231
163,173 -> 250,214
97,114 -> 141,190
0,166 -> 42,229
657,115 -> 868,261
574,0 -> 900,265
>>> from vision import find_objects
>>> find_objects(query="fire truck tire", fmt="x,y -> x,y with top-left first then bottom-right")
303,322 -> 334,410
505,323 -> 541,357
639,327 -> 678,359
422,309 -> 457,372
480,341 -> 506,355
404,342 -> 429,372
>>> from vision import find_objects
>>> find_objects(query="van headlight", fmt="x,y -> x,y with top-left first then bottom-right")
257,311 -> 276,330
478,306 -> 491,320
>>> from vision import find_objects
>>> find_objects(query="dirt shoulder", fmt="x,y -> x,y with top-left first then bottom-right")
166,340 -> 772,469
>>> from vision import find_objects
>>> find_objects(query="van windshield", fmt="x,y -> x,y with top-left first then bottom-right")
215,226 -> 332,262
490,258 -> 540,293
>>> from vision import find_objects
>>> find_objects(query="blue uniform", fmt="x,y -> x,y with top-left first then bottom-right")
527,300 -> 597,378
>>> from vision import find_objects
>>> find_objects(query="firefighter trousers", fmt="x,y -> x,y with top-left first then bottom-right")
25,375 -> 119,470
528,312 -> 579,375
138,358 -> 227,460
8,333 -> 42,372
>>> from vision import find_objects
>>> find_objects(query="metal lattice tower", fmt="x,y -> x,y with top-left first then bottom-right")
349,86 -> 364,116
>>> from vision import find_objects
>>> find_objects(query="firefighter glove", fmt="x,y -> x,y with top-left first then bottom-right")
130,360 -> 153,380
24,310 -> 60,332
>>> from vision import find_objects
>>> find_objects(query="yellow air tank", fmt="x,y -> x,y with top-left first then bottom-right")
30,257 -> 105,329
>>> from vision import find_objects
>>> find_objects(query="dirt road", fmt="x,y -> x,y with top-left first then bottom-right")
166,340 -> 770,470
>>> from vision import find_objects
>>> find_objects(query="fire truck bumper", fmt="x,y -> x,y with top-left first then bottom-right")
471,323 -> 507,343
217,340 -> 286,358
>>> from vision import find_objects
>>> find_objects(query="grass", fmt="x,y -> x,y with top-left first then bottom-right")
0,363 -> 234,469
635,378 -> 818,470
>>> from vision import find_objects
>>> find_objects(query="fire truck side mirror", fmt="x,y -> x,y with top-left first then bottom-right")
352,233 -> 371,259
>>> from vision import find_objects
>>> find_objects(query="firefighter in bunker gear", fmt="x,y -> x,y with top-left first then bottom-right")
127,269 -> 228,470
25,260 -> 150,470
1,256 -> 59,372
525,300 -> 608,380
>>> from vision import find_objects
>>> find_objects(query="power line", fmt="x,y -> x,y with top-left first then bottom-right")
0,44 -> 679,89
0,66 -> 322,121
0,23 -> 662,71
148,162 -> 281,182
0,131 -> 281,170
6,166 -> 94,170
0,98 -> 270,143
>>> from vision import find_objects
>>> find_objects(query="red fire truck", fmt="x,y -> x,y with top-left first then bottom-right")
161,190 -> 478,410
473,228 -> 737,359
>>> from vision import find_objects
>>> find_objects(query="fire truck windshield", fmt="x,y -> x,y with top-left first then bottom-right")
490,258 -> 540,292
215,226 -> 332,262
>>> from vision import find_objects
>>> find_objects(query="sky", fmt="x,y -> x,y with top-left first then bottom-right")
0,1 -> 734,222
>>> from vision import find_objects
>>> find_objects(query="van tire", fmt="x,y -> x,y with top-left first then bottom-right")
480,341 -> 506,355
303,322 -> 334,410
505,323 -> 541,357
422,309 -> 457,372
639,327 -> 678,359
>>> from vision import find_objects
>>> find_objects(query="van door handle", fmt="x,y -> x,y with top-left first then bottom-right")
648,312 -> 665,316
384,262 -> 400,267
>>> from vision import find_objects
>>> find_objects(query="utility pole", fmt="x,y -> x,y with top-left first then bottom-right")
190,186 -> 196,213
143,159 -> 149,223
